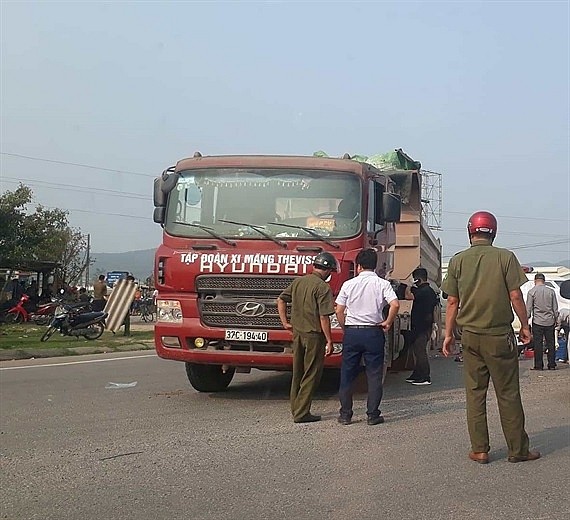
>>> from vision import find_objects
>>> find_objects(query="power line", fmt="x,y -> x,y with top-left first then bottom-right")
2,176 -> 151,201
444,210 -> 569,223
43,205 -> 150,221
444,227 -> 567,238
509,238 -> 570,250
1,152 -> 155,178
443,251 -> 569,260
3,151 -> 569,229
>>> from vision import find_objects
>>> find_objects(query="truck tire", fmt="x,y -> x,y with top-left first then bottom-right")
185,363 -> 235,392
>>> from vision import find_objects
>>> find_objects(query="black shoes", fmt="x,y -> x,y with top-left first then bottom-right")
336,415 -> 384,425
294,413 -> 321,423
411,378 -> 432,386
407,374 -> 432,385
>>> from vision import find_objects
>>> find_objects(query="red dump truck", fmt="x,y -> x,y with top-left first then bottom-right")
152,150 -> 442,391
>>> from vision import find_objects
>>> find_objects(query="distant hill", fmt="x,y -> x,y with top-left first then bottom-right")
526,260 -> 570,268
91,248 -> 156,282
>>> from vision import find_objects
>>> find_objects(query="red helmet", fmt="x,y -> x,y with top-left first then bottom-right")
467,211 -> 497,238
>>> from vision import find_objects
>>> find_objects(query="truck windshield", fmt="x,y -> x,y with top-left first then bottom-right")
165,168 -> 362,240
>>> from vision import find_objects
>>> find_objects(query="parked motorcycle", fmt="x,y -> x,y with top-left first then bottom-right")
40,302 -> 107,342
4,294 -> 61,325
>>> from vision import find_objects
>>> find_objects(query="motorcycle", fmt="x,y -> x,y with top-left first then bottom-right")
40,302 -> 108,342
4,294 -> 61,325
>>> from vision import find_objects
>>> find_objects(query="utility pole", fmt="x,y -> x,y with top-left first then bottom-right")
85,233 -> 90,288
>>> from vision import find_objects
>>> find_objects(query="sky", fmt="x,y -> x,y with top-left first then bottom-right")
1,1 -> 569,266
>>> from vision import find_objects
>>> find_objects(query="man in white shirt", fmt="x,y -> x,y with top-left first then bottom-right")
335,249 -> 399,425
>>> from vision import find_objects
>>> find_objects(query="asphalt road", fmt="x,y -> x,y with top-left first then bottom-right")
1,352 -> 568,520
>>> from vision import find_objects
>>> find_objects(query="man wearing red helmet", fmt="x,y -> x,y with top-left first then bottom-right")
441,211 -> 540,464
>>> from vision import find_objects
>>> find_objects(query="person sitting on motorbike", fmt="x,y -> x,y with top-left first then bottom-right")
25,280 -> 39,307
78,287 -> 91,303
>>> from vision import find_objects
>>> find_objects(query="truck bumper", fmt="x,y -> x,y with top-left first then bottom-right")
154,322 -> 343,369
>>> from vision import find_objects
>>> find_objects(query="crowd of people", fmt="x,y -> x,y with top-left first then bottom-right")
1,273 -> 159,319
276,211 -> 569,466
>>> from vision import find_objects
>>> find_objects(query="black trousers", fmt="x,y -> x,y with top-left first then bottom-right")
409,329 -> 431,380
532,323 -> 556,369
92,299 -> 105,312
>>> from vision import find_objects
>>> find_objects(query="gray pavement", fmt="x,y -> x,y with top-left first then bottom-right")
0,352 -> 568,520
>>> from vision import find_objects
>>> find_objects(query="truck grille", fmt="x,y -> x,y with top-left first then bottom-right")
196,275 -> 295,293
196,275 -> 293,329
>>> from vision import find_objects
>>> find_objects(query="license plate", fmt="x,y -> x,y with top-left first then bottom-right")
225,329 -> 268,342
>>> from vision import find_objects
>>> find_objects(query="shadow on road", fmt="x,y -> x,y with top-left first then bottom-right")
210,369 -> 342,401
210,356 -> 466,405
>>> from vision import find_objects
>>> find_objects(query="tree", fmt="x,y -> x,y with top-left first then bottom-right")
21,205 -> 69,263
0,184 -> 33,265
56,228 -> 89,287
0,184 -> 91,284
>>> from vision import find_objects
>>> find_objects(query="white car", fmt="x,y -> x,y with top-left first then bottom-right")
513,268 -> 570,338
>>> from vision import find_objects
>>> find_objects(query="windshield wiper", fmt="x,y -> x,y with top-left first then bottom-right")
218,219 -> 287,248
268,222 -> 340,249
173,221 -> 236,246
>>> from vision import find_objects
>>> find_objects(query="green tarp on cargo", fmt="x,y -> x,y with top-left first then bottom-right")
313,148 -> 421,204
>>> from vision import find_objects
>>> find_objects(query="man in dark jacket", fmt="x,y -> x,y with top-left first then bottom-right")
405,268 -> 439,386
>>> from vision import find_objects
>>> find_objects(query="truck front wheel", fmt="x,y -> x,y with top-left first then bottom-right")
185,363 -> 235,392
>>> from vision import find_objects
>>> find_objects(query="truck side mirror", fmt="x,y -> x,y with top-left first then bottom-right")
381,192 -> 401,222
153,169 -> 179,225
153,207 -> 165,224
154,178 -> 166,207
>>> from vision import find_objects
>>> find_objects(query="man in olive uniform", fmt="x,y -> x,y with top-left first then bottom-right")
277,252 -> 337,423
442,211 -> 540,464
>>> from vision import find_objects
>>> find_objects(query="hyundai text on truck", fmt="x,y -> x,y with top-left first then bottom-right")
152,150 -> 442,391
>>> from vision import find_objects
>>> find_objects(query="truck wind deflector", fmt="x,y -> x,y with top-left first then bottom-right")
269,222 -> 340,249
218,219 -> 287,248
172,221 -> 237,246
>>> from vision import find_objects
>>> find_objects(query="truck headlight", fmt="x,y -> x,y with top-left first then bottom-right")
329,314 -> 342,329
157,300 -> 183,323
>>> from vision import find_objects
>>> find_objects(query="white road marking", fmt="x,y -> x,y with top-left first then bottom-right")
0,353 -> 157,371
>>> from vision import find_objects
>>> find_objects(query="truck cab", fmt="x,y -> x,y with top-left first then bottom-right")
152,152 -> 436,392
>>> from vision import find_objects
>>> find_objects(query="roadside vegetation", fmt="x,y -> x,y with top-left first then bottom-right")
0,323 -> 154,352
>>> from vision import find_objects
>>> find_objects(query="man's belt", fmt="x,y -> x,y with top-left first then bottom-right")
345,325 -> 379,329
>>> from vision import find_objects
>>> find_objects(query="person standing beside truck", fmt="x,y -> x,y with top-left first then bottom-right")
277,252 -> 337,424
442,211 -> 540,464
404,267 -> 439,386
526,273 -> 559,370
334,249 -> 399,425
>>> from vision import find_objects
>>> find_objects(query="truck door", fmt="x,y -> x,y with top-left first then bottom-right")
367,180 -> 393,278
